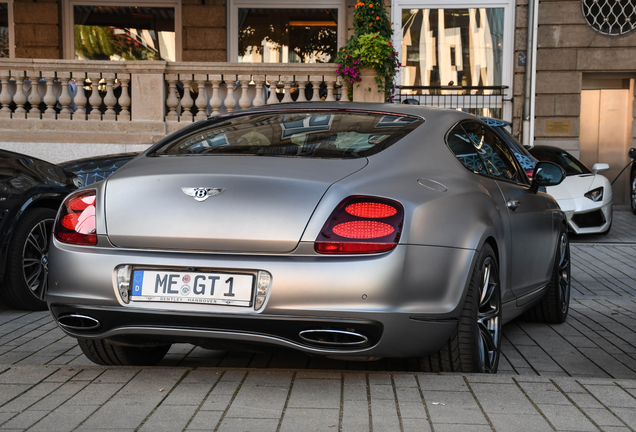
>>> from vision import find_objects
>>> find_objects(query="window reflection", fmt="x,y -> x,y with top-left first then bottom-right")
0,3 -> 8,58
74,6 -> 176,61
401,8 -> 503,87
238,8 -> 337,63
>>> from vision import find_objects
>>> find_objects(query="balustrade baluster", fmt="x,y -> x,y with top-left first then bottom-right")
309,76 -> 322,102
118,75 -> 131,121
87,73 -> 103,120
267,76 -> 280,104
102,73 -> 117,120
325,77 -> 336,102
209,76 -> 222,116
0,71 -> 11,118
73,74 -> 87,121
180,75 -> 194,121
26,71 -> 42,119
165,74 -> 179,121
295,75 -> 308,103
237,75 -> 251,111
281,76 -> 294,103
252,75 -> 266,107
13,72 -> 27,118
41,72 -> 56,119
57,72 -> 73,120
194,74 -> 208,120
224,75 -> 237,112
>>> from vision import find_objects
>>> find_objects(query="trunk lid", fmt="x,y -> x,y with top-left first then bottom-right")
105,155 -> 367,252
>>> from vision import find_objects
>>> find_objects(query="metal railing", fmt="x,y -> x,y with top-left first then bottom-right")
396,85 -> 508,119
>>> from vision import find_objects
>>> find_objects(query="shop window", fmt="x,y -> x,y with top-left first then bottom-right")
401,8 -> 504,87
73,5 -> 175,61
238,8 -> 338,63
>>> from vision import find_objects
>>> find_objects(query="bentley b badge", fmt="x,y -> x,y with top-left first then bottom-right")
181,187 -> 224,202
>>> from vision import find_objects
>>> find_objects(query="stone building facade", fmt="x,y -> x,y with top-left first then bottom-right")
1,0 -> 635,202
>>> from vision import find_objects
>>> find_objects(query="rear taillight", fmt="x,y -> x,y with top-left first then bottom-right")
315,196 -> 404,254
54,190 -> 97,246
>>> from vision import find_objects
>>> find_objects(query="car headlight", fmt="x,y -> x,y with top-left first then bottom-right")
584,187 -> 603,202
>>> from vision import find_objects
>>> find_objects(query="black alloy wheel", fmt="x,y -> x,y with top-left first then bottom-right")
523,226 -> 571,324
420,243 -> 502,373
2,208 -> 56,310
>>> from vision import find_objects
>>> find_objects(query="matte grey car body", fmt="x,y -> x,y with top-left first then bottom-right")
47,103 -> 569,372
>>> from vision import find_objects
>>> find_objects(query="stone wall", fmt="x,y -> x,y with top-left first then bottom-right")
514,0 -> 636,152
14,0 -> 60,59
182,0 -> 226,61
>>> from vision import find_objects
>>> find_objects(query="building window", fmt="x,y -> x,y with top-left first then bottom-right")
73,5 -> 175,61
400,8 -> 504,87
238,8 -> 337,63
63,1 -> 181,61
229,0 -> 345,63
0,1 -> 13,58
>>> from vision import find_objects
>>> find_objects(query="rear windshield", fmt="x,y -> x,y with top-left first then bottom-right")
150,111 -> 423,158
529,147 -> 591,176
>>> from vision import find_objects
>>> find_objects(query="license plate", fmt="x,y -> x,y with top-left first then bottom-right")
131,269 -> 254,307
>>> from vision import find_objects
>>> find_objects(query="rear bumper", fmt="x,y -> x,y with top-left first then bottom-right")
47,240 -> 477,358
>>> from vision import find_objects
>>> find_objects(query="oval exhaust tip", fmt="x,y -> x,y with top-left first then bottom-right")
57,314 -> 101,331
299,329 -> 369,347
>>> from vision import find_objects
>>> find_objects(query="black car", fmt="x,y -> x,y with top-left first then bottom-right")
0,150 -> 82,310
60,152 -> 139,186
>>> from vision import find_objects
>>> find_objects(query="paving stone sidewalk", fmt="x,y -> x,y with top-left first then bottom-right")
0,210 -> 634,430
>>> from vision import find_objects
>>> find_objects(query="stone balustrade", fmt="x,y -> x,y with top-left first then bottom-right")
0,59 -> 350,124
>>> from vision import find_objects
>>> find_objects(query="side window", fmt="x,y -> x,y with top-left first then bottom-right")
446,125 -> 487,174
462,122 -> 522,183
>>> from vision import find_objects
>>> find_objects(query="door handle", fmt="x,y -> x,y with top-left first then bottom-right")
507,199 -> 521,211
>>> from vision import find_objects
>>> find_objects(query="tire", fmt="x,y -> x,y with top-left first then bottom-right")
631,172 -> 636,215
523,226 -> 571,324
420,243 -> 502,373
78,339 -> 171,366
1,208 -> 57,311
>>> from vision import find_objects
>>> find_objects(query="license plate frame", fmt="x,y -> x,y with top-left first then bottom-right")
130,268 -> 254,307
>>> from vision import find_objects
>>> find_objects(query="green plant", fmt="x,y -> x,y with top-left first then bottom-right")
335,0 -> 400,101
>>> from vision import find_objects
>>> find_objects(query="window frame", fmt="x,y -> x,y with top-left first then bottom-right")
390,0 -> 515,121
227,0 -> 346,63
61,0 -> 182,61
0,0 -> 14,59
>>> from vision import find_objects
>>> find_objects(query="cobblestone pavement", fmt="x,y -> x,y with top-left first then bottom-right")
0,212 -> 633,430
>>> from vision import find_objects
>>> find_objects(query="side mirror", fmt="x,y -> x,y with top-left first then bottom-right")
629,148 -> 636,159
531,161 -> 566,191
592,163 -> 610,174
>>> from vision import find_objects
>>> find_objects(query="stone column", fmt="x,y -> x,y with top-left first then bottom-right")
126,62 -> 168,122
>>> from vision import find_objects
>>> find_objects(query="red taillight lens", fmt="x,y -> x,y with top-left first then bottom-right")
54,190 -> 97,246
315,196 -> 404,254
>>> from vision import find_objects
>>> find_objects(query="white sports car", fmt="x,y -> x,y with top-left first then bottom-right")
529,146 -> 612,235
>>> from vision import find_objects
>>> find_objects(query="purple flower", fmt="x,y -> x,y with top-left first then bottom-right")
389,56 -> 392,59
398,62 -> 402,67
353,60 -> 358,64
352,72 -> 357,78
344,67 -> 349,73
349,78 -> 353,83
337,64 -> 341,67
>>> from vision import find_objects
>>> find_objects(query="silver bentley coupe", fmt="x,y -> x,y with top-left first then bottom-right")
47,103 -> 570,373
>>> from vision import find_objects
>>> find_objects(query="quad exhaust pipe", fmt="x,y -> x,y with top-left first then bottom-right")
57,314 -> 101,331
299,329 -> 368,347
